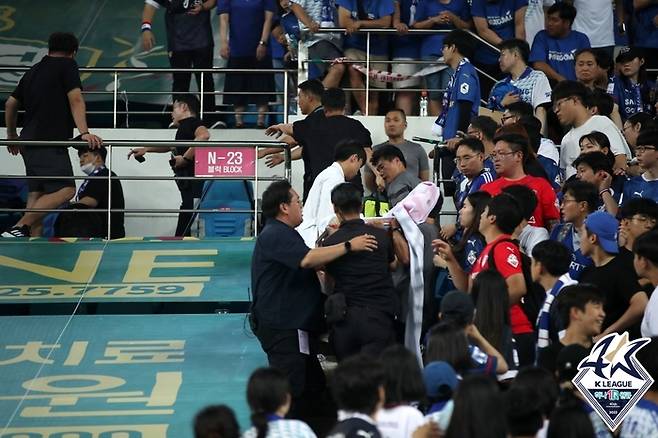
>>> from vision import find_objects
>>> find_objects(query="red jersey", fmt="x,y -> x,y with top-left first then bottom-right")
481,175 -> 559,228
471,235 -> 533,335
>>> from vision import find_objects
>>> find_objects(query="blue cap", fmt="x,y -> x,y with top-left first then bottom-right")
584,211 -> 619,254
488,81 -> 519,111
423,361 -> 458,398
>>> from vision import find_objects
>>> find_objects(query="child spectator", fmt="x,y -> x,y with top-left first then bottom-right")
623,128 -> 658,204
194,405 -> 240,438
633,230 -> 658,338
502,184 -> 549,255
619,198 -> 658,253
572,151 -> 622,216
244,368 -> 317,438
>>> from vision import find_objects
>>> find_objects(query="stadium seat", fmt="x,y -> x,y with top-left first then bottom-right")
199,180 -> 254,237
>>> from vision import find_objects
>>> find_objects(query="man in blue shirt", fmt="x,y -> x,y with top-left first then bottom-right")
337,0 -> 394,115
623,129 -> 658,205
432,29 -> 480,196
529,2 -> 590,83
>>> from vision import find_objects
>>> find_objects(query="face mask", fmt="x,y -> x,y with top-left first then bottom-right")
80,162 -> 96,175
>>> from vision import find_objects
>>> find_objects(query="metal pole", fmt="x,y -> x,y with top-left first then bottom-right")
200,72 -> 205,120
113,72 -> 118,128
283,70 -> 289,124
254,148 -> 259,238
365,32 -> 371,116
284,146 -> 292,183
106,144 -> 112,240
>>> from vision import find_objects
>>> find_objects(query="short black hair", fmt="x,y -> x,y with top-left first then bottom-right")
552,81 -> 589,106
492,132 -> 530,156
457,137 -> 485,154
487,193 -> 523,234
322,87 -> 346,111
620,198 -> 658,221
518,115 -> 542,153
77,145 -> 108,162
513,367 -> 559,418
575,48 -> 598,63
547,2 -> 577,25
48,32 -> 79,54
331,183 -> 363,215
380,345 -> 426,405
572,151 -> 613,175
636,128 -> 658,148
298,79 -> 324,100
500,38 -> 530,64
174,93 -> 201,116
506,101 -> 534,118
562,181 -> 598,215
579,131 -> 612,154
261,180 -> 292,220
506,386 -> 544,437
627,112 -> 654,130
194,405 -> 240,438
469,116 -> 499,141
334,140 -> 366,163
331,354 -> 385,415
634,229 -> 658,266
531,240 -> 572,277
443,29 -> 476,59
586,88 -> 614,117
502,184 -> 537,221
386,108 -> 407,120
556,284 -> 605,328
371,144 -> 407,168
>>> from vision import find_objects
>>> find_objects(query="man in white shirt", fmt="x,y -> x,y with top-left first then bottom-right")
552,81 -> 631,179
563,0 -> 615,55
633,229 -> 658,338
525,0 -> 555,47
297,140 -> 365,247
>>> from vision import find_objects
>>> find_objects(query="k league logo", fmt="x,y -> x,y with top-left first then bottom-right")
573,332 -> 654,431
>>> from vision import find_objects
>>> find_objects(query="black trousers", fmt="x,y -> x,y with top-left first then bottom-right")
514,332 -> 536,368
331,306 -> 397,361
175,180 -> 203,237
169,46 -> 216,118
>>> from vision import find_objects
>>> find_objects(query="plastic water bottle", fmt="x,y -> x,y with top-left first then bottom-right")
419,90 -> 428,117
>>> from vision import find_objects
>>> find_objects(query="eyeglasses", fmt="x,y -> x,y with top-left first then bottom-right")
625,215 -> 657,225
561,198 -> 580,205
454,154 -> 479,164
636,145 -> 657,153
490,150 -> 517,159
552,97 -> 573,112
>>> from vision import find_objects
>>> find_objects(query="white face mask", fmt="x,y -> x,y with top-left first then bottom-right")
80,162 -> 96,175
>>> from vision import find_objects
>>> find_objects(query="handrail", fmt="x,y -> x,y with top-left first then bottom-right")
0,140 -> 288,147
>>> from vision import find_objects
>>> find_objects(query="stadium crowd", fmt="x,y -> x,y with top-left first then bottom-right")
3,0 -> 658,436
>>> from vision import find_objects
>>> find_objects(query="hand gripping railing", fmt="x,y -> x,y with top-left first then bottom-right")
0,139 -> 292,239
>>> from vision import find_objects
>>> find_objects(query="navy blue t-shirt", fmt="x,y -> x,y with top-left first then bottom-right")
550,222 -> 593,280
415,0 -> 471,57
217,0 -> 277,57
610,76 -> 656,121
622,174 -> 658,205
439,59 -> 480,139
251,219 -> 324,331
471,0 -> 528,65
529,30 -> 590,81
634,5 -> 658,49
392,0 -> 421,58
337,0 -> 395,55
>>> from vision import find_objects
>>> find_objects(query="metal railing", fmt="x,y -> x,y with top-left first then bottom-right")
0,139 -> 293,239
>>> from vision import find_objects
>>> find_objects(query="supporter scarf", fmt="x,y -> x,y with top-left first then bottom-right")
436,57 -> 469,129
535,273 -> 577,358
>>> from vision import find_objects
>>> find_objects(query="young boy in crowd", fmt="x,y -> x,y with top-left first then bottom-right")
572,151 -> 622,216
624,128 -> 658,204
619,198 -> 658,254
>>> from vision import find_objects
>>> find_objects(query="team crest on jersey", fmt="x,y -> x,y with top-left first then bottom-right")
460,83 -> 469,94
467,250 -> 477,266
506,253 -> 519,268
573,332 -> 654,431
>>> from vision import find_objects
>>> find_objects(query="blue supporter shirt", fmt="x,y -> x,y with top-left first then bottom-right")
537,155 -> 560,190
392,0 -> 421,58
622,174 -> 658,205
471,0 -> 528,65
336,0 -> 395,55
529,30 -> 590,81
550,223 -> 593,280
454,169 -> 495,210
440,59 -> 480,139
415,0 -> 471,57
217,0 -> 277,57
610,76 -> 656,121
459,235 -> 486,273
634,5 -> 658,49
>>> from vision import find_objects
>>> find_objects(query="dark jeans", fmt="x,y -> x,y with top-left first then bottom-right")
175,180 -> 203,237
514,332 -> 536,368
331,306 -> 396,361
254,325 -> 327,418
169,46 -> 216,118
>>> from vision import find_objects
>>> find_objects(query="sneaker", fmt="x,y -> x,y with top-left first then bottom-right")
1,225 -> 30,238
210,121 -> 227,129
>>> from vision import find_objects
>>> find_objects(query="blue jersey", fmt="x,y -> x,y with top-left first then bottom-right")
437,59 -> 480,139
537,155 -> 560,190
336,0 -> 394,54
634,5 -> 658,49
550,223 -> 593,280
454,169 -> 495,210
610,76 -> 656,121
459,235 -> 486,273
392,0 -> 421,58
218,0 -> 277,57
415,0 -> 471,57
471,0 -> 528,65
529,30 -> 590,81
622,174 -> 658,205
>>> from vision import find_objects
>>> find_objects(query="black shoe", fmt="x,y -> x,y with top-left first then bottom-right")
1,225 -> 30,237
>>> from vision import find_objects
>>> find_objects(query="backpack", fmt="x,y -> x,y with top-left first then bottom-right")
486,238 -> 546,329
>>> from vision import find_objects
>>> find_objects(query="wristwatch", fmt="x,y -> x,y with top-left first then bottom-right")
344,240 -> 352,253
258,40 -> 267,46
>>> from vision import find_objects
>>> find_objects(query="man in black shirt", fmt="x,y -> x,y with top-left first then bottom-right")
141,0 -> 218,121
251,180 -> 377,415
3,32 -> 103,238
322,183 -> 408,360
129,94 -> 209,236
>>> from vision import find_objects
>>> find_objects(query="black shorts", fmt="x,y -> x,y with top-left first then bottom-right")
223,56 -> 274,106
22,146 -> 75,194
308,40 -> 343,75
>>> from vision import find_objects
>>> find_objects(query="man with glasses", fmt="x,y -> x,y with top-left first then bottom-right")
623,129 -> 658,204
552,81 -> 631,179
619,198 -> 658,254
481,133 -> 559,230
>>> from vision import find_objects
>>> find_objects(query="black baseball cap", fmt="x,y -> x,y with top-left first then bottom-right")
616,47 -> 644,64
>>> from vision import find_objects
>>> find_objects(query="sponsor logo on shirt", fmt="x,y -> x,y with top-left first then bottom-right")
507,253 -> 519,268
574,332 -> 654,431
548,49 -> 577,62
460,83 -> 470,94
488,10 -> 513,27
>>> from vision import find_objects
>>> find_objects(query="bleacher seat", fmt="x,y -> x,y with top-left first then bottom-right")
199,180 -> 254,237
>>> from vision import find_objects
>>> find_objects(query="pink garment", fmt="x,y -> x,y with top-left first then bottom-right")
388,181 -> 441,224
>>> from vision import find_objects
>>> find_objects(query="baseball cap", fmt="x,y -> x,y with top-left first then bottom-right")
584,211 -> 619,254
489,82 -> 520,111
616,47 -> 644,64
440,290 -> 475,326
423,361 -> 458,398
556,344 -> 590,383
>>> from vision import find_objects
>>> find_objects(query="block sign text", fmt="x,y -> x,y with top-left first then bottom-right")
195,147 -> 256,177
